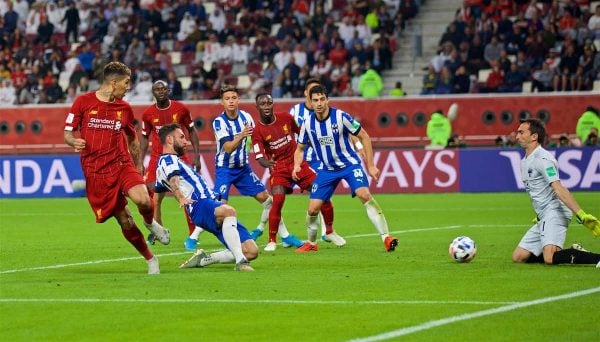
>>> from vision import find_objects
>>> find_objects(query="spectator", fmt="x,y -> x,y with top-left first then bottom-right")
47,2 -> 65,34
389,81 -> 406,97
421,64 -> 438,95
553,43 -> 579,91
584,128 -> 599,146
127,72 -> 153,103
328,40 -> 348,68
62,1 -> 80,45
36,16 -> 55,45
435,66 -> 453,94
45,75 -> 64,103
166,71 -> 183,101
358,67 -> 383,98
480,62 -> 504,93
589,5 -> 600,41
426,109 -> 452,148
452,64 -> 471,93
576,106 -> 600,142
531,60 -> 555,92
500,62 -> 526,92
3,2 -> 19,34
484,35 -> 504,66
0,79 -> 17,105
78,43 -> 96,78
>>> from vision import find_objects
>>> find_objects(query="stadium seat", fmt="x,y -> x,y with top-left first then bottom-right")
204,1 -> 215,15
237,75 -> 251,90
169,51 -> 181,64
478,69 -> 492,82
59,78 -> 70,92
173,64 -> 188,77
179,76 -> 192,90
160,39 -> 174,51
270,23 -> 281,37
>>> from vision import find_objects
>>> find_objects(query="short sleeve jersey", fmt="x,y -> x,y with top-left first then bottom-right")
141,100 -> 193,158
297,106 -> 362,171
289,102 -> 318,162
252,112 -> 300,167
520,146 -> 570,218
64,92 -> 136,175
156,154 -> 216,202
212,110 -> 254,168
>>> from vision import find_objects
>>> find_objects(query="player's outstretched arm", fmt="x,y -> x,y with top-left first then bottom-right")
551,181 -> 600,236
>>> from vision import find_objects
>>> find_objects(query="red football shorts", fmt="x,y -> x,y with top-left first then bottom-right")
270,160 -> 316,191
86,163 -> 145,223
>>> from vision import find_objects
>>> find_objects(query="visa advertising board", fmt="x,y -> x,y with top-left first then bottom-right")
1,148 -> 598,198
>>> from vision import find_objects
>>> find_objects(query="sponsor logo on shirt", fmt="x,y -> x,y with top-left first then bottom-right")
319,136 -> 334,145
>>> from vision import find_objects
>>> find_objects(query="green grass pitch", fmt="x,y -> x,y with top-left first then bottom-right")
1,192 -> 599,341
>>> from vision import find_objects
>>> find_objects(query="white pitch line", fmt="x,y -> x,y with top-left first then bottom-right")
0,251 -> 189,274
350,286 -> 600,342
0,224 -> 523,275
0,298 -> 518,305
0,207 -> 526,217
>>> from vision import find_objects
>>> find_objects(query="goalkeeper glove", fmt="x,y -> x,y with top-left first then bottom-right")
575,209 -> 600,237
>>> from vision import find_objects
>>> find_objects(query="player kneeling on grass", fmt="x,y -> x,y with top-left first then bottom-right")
512,118 -> 600,268
156,123 -> 258,271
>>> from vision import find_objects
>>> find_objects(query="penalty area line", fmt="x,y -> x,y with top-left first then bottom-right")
349,286 -> 600,342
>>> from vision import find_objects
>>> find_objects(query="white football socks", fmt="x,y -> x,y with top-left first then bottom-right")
190,226 -> 203,240
257,195 -> 273,231
364,198 -> 390,241
203,250 -> 234,266
306,213 -> 319,243
221,216 -> 246,264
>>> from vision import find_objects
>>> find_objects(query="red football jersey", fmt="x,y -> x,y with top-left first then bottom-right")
64,92 -> 136,175
141,100 -> 193,158
252,111 -> 300,166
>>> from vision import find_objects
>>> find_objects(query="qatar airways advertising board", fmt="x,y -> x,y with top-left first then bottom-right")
0,148 -> 598,198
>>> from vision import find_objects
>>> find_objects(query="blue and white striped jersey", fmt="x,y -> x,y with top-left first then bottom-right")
289,102 -> 318,162
156,154 -> 217,204
212,110 -> 254,168
297,107 -> 362,170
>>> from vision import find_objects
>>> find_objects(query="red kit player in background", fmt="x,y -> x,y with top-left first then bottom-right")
140,80 -> 203,251
63,62 -> 171,275
251,93 -> 338,252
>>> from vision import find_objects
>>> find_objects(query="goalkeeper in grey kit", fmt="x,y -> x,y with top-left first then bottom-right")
511,118 -> 600,267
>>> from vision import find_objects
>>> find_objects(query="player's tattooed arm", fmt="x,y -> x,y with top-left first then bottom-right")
168,176 -> 194,208
127,134 -> 143,174
64,131 -> 86,152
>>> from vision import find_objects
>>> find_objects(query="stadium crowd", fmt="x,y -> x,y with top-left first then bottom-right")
0,0 -> 423,105
423,0 -> 600,95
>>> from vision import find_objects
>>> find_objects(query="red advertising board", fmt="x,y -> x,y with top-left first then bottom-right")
1,93 -> 598,153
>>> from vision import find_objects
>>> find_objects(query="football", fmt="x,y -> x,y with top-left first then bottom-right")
449,236 -> 477,263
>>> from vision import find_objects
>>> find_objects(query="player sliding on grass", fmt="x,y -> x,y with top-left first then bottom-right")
63,62 -> 170,275
157,123 -> 258,271
512,118 -> 600,267
251,92 -> 335,251
292,85 -> 399,252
